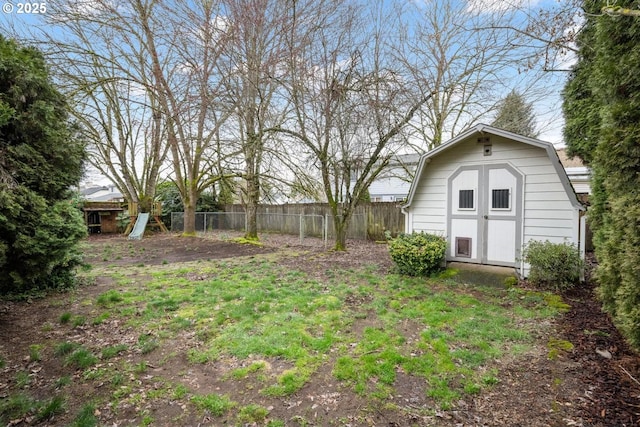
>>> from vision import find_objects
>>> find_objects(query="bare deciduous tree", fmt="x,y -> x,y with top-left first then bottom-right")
46,0 -> 235,235
272,0 -> 435,250
397,1 -> 534,152
134,0 -> 235,235
67,74 -> 167,213
45,2 -> 169,212
477,0 -> 583,71
219,0 -> 305,239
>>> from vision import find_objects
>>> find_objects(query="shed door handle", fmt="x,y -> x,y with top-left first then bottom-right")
483,215 -> 488,219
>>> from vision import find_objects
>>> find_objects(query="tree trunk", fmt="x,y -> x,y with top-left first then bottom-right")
183,186 -> 197,236
138,195 -> 153,213
244,168 -> 259,239
332,207 -> 350,251
333,216 -> 347,251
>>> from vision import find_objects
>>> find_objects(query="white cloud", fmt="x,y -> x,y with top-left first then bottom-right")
553,9 -> 583,70
66,0 -> 115,17
466,0 -> 542,14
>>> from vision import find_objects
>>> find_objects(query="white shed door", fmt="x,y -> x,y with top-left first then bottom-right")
484,166 -> 520,265
448,164 -> 523,267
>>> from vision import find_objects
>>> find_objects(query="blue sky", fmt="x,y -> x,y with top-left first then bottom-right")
1,0 -> 575,151
460,0 -> 578,145
1,0 -> 577,190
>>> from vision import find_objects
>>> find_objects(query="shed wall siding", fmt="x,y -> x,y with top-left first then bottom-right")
408,134 -> 579,251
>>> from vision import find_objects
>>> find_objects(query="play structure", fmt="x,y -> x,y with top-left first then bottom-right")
82,200 -> 168,237
123,201 -> 168,235
82,202 -> 124,234
128,213 -> 150,240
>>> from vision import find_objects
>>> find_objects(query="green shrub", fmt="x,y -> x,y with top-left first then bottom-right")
522,240 -> 583,292
503,276 -> 518,288
388,232 -> 447,276
0,38 -> 87,296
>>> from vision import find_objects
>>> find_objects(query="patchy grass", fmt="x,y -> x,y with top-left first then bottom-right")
96,289 -> 124,307
191,393 -> 236,416
101,344 -> 128,359
64,347 -> 98,369
0,238 -> 568,425
78,256 -> 561,414
69,403 -> 98,427
55,375 -> 72,388
54,341 -> 79,357
37,395 -> 66,422
15,371 -> 31,388
28,344 -> 43,362
71,315 -> 86,328
0,393 -> 66,425
237,403 -> 270,423
59,311 -> 72,324
137,334 -> 159,354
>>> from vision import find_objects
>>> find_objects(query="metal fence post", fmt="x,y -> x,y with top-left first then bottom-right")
299,213 -> 303,244
324,214 -> 328,249
364,211 -> 368,241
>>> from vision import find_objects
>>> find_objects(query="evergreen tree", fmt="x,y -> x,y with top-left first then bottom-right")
0,36 -> 86,294
563,0 -> 640,349
561,1 -> 601,164
491,90 -> 538,138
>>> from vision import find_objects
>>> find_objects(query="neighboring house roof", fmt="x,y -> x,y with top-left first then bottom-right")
389,153 -> 421,165
556,148 -> 585,168
88,192 -> 125,202
556,149 -> 591,195
565,166 -> 591,195
403,123 -> 584,210
80,187 -> 107,196
81,185 -> 124,202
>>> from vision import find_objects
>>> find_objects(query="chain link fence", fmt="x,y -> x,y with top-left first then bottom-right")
170,211 -> 372,246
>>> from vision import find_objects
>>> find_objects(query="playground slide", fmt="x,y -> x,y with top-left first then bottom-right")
128,213 -> 150,240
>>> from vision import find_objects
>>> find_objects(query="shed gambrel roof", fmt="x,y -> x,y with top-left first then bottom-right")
403,124 -> 584,210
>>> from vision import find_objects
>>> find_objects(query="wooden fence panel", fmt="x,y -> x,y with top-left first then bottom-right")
222,202 -> 405,241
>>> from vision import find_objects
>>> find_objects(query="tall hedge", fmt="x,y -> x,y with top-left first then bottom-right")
563,0 -> 640,349
0,36 -> 86,294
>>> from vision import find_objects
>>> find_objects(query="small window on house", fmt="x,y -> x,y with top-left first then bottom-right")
456,237 -> 472,258
492,189 -> 510,210
459,189 -> 474,210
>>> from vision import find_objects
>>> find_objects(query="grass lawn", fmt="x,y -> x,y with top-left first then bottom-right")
0,238 -> 567,426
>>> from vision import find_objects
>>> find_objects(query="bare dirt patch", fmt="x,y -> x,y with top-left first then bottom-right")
82,232 -> 276,266
0,232 -> 638,426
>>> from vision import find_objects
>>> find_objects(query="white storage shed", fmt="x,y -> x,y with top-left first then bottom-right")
402,124 -> 586,276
